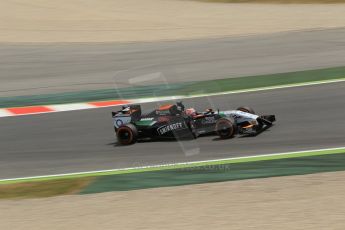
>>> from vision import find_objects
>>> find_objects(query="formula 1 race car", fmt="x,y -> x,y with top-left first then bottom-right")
112,102 -> 276,145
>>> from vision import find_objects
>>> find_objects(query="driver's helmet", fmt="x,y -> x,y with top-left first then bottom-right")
121,106 -> 131,113
185,108 -> 197,116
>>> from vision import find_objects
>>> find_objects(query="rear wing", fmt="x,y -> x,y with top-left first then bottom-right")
112,104 -> 142,129
112,104 -> 141,117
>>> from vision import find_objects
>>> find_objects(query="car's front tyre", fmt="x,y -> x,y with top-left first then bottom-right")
215,118 -> 236,139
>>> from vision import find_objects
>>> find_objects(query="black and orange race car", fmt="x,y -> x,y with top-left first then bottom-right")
112,102 -> 275,145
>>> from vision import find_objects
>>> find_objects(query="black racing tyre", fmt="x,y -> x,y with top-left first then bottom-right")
215,118 -> 236,139
116,123 -> 138,145
237,106 -> 255,114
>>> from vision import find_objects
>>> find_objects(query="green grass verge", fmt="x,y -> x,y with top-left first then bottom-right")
3,151 -> 343,199
80,152 -> 345,194
1,150 -> 345,199
0,177 -> 94,200
1,147 -> 344,185
1,66 -> 345,108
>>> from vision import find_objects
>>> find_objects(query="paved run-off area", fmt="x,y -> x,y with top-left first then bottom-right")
1,0 -> 345,43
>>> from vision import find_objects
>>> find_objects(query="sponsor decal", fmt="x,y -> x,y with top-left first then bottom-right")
113,116 -> 132,128
157,122 -> 184,135
141,117 -> 154,121
201,116 -> 216,124
115,119 -> 124,127
222,110 -> 258,121
231,114 -> 242,119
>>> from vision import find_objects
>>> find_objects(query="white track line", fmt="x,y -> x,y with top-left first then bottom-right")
1,146 -> 344,182
136,78 -> 345,103
0,109 -> 13,117
0,78 -> 344,118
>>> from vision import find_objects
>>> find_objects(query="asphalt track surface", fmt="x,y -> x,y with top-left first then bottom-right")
1,28 -> 345,96
1,82 -> 344,179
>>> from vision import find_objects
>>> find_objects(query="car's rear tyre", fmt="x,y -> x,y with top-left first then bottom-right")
215,118 -> 236,139
116,123 -> 138,145
237,106 -> 255,114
